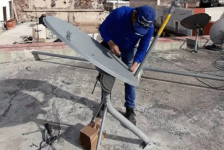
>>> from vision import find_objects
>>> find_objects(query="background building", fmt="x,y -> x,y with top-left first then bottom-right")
0,0 -> 14,31
155,5 -> 224,37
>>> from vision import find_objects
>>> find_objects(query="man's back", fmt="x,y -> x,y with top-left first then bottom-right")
99,6 -> 154,52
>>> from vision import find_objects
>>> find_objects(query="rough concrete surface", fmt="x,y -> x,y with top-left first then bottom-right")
0,22 -> 99,45
0,48 -> 224,150
0,22 -> 57,45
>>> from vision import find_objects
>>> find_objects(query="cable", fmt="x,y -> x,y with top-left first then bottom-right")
212,59 -> 224,71
150,52 -> 224,89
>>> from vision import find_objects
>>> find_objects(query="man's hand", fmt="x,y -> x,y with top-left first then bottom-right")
108,40 -> 120,55
129,62 -> 138,73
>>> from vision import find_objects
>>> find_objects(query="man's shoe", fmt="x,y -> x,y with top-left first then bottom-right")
124,107 -> 136,125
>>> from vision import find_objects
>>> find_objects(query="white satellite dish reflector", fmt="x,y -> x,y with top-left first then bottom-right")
205,18 -> 224,51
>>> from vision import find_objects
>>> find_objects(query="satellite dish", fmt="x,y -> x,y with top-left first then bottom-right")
205,18 -> 224,51
43,16 -> 139,86
181,13 -> 211,53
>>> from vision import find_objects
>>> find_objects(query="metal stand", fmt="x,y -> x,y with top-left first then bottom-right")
192,26 -> 201,53
91,67 -> 154,150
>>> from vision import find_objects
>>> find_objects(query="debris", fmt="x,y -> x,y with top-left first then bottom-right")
30,143 -> 38,147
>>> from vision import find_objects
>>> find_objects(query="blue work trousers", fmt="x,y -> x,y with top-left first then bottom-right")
101,41 -> 136,108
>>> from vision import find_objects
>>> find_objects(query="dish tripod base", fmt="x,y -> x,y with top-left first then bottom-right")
91,67 -> 155,150
191,26 -> 201,53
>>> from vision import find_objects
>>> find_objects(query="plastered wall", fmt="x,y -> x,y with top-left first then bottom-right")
0,0 -> 13,21
0,0 -> 13,30
14,0 -> 108,25
25,10 -> 109,24
130,0 -> 157,8
155,5 -> 194,36
28,0 -> 104,9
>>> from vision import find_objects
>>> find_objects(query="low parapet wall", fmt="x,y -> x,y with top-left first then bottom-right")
0,35 -> 211,63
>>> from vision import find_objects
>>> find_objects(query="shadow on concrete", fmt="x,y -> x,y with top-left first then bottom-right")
0,79 -> 98,149
105,133 -> 142,145
0,79 -> 99,127
0,79 -> 141,149
29,23 -> 38,27
142,76 -> 224,91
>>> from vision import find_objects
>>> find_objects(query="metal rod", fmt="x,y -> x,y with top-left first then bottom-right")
143,67 -> 224,81
91,99 -> 104,122
107,96 -> 153,146
32,51 -> 87,62
32,50 -> 224,82
135,0 -> 180,77
95,91 -> 108,150
193,28 -> 199,53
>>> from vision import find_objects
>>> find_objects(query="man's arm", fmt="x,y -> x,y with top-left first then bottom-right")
133,26 -> 154,64
99,9 -> 119,43
99,8 -> 123,55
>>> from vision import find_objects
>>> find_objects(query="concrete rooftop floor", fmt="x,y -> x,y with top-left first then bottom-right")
0,22 -> 99,45
0,48 -> 224,150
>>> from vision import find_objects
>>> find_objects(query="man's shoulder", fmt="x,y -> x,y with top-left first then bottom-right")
146,24 -> 154,34
117,6 -> 133,11
113,6 -> 134,17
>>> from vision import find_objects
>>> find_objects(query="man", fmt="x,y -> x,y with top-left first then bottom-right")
97,5 -> 155,125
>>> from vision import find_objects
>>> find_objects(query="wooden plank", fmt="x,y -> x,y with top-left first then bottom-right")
13,3 -> 18,22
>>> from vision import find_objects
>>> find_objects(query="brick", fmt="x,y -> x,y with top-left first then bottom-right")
38,46 -> 53,50
26,43 -> 40,47
38,42 -> 53,46
0,48 -> 12,51
10,47 -> 27,51
52,45 -> 65,49
52,42 -> 65,46
0,45 -> 13,48
13,44 -> 28,47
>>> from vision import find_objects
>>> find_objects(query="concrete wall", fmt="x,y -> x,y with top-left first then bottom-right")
0,0 -> 13,30
205,7 -> 224,21
155,5 -> 193,36
23,10 -> 109,25
28,0 -> 104,9
104,1 -> 130,11
13,0 -> 105,21
130,0 -> 157,8
0,0 -> 13,21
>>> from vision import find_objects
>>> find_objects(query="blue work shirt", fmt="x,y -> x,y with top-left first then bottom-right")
99,6 -> 154,64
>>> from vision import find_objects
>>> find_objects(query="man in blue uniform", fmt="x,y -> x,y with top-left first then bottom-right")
98,5 -> 155,125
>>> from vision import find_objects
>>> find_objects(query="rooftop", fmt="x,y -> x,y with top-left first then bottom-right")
1,40 -> 224,150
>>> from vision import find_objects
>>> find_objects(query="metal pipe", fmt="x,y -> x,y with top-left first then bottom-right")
107,94 -> 154,147
32,51 -> 224,82
143,67 -> 224,81
32,51 -> 87,62
135,0 -> 180,77
193,27 -> 199,53
95,93 -> 108,150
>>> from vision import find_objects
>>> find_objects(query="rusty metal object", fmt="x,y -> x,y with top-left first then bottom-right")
79,118 -> 105,150
5,19 -> 16,30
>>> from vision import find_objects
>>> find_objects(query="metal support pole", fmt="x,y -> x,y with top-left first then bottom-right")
192,27 -> 199,53
143,67 -> 224,81
92,69 -> 154,150
221,31 -> 224,50
135,0 -> 180,77
107,99 -> 154,148
32,51 -> 87,62
95,92 -> 108,150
